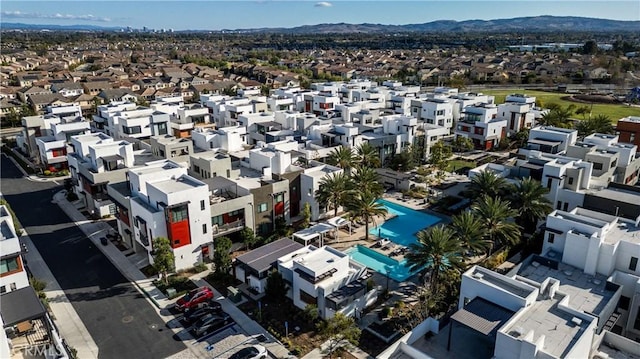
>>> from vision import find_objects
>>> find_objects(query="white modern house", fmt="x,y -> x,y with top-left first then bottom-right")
278,245 -> 375,319
0,205 -> 28,294
455,103 -> 506,150
125,160 -> 212,270
300,162 -> 344,221
191,125 -> 247,152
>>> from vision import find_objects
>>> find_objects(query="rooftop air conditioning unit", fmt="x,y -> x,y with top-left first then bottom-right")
571,317 -> 582,326
472,273 -> 484,280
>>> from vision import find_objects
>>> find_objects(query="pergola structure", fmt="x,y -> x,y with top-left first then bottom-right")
326,216 -> 352,238
292,223 -> 335,246
447,297 -> 514,352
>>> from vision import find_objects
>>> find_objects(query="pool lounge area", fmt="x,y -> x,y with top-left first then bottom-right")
346,199 -> 443,282
346,245 -> 416,282
369,199 -> 442,247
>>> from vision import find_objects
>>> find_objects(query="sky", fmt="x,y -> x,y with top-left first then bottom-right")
1,1 -> 639,31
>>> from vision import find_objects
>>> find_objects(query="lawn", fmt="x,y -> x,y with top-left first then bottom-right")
445,159 -> 476,173
481,89 -> 639,120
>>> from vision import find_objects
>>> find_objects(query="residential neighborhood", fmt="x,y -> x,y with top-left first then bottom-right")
1,7 -> 640,359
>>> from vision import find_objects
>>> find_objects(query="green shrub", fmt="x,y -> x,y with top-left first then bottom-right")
194,262 -> 208,273
366,278 -> 375,291
44,170 -> 51,176
30,277 -> 47,292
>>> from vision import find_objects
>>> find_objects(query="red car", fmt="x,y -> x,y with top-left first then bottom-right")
175,287 -> 214,312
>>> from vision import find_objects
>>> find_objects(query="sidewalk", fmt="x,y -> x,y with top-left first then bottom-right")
21,233 -> 99,359
53,190 -> 174,310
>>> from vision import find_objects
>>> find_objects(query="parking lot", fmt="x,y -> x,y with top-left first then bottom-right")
164,303 -> 273,359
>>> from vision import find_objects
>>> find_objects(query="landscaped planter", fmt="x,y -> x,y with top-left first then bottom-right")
365,321 -> 400,343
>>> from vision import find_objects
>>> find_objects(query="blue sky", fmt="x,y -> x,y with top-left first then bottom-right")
1,1 -> 638,31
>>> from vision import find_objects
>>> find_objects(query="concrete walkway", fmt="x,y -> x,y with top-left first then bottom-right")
21,233 -> 100,359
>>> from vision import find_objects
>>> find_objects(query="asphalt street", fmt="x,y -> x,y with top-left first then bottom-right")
0,156 -> 186,359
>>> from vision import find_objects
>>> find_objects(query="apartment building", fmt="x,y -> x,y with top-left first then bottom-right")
149,135 -> 193,164
300,162 -> 344,221
118,160 -> 212,270
455,104 -> 506,150
0,205 -> 28,294
92,100 -> 137,133
523,126 -> 578,155
191,126 -> 247,153
498,94 -> 537,136
67,133 -> 136,217
415,98 -> 455,129
615,116 -> 640,147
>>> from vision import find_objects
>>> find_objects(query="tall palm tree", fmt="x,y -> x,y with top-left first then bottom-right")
327,147 -> 356,172
356,142 -> 381,168
351,166 -> 383,197
507,177 -> 552,234
405,225 -> 464,292
539,104 -> 575,128
468,170 -> 507,200
347,191 -> 387,241
316,172 -> 352,217
575,114 -> 614,138
450,211 -> 489,255
471,195 -> 521,255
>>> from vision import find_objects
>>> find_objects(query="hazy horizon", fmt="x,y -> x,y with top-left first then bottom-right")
1,1 -> 639,31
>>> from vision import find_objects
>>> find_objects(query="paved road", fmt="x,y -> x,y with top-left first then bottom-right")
0,156 -> 186,359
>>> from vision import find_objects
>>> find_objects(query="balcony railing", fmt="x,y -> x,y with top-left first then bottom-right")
212,220 -> 245,237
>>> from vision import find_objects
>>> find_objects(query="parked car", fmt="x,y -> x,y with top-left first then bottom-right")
182,302 -> 223,324
191,313 -> 232,337
175,287 -> 214,312
229,345 -> 268,359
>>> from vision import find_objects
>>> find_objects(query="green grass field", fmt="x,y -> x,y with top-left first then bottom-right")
481,89 -> 639,121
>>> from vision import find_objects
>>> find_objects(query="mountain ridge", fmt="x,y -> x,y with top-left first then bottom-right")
2,16 -> 640,33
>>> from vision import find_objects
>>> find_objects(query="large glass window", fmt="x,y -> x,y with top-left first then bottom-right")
258,203 -> 268,213
170,205 -> 189,222
299,289 -> 317,305
0,257 -> 20,274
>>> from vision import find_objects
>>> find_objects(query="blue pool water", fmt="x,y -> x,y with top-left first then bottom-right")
369,199 -> 442,247
345,200 -> 441,282
346,245 -> 416,282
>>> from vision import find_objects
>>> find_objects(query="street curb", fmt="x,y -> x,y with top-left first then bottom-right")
132,280 -> 162,309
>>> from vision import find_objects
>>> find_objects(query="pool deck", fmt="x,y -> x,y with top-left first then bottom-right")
323,191 -> 450,262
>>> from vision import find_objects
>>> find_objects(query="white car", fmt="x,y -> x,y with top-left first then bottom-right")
229,345 -> 268,359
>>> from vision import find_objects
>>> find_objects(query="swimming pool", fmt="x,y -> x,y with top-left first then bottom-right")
345,200 -> 441,282
346,245 -> 416,282
369,199 -> 442,247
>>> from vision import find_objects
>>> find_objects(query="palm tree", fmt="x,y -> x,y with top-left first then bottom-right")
316,172 -> 352,217
356,142 -> 381,168
507,177 -> 552,234
347,191 -> 387,241
471,195 -> 521,255
575,114 -> 614,138
467,170 -> 507,200
351,166 -> 383,197
405,225 -> 464,292
327,147 -> 356,172
450,211 -> 489,256
539,104 -> 575,128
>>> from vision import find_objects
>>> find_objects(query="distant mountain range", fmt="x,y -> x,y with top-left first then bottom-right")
3,16 -> 640,33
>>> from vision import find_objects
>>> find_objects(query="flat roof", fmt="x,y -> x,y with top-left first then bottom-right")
529,138 -> 562,147
236,238 -> 303,273
0,286 -> 47,326
504,295 -> 590,358
452,298 -> 514,337
151,176 -> 204,194
517,260 -> 616,316
296,246 -> 345,275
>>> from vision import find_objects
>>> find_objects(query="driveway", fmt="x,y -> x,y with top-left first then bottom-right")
0,156 -> 186,359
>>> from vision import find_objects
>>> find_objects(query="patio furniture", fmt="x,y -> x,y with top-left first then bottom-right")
16,321 -> 34,334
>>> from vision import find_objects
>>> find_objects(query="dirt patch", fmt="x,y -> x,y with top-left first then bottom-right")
562,94 -> 620,104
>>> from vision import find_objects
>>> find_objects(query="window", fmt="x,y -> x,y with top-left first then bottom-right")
593,163 -> 603,171
9,283 -> 16,290
170,205 -> 188,222
157,122 -> 168,135
630,257 -> 638,271
0,286 -> 5,294
547,178 -> 552,188
193,165 -> 200,173
568,177 -> 574,185
258,203 -> 268,213
0,257 -> 20,275
200,200 -> 205,211
612,159 -> 617,168
122,125 -> 142,135
547,233 -> 555,243
299,289 -> 317,305
436,109 -> 445,116
274,193 -> 284,203
202,224 -> 207,234
618,296 -> 630,311
563,202 -> 569,211
557,201 -> 562,209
